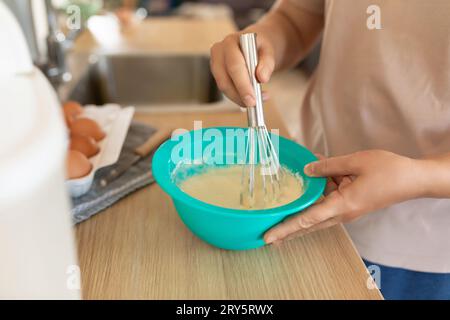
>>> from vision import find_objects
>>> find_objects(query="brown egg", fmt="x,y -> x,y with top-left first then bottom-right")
115,7 -> 134,26
63,101 -> 83,125
69,134 -> 99,158
69,117 -> 106,141
66,150 -> 92,179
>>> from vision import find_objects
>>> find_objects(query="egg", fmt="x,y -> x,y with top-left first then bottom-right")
115,7 -> 134,26
69,134 -> 99,158
63,101 -> 83,125
66,150 -> 92,179
69,117 -> 106,141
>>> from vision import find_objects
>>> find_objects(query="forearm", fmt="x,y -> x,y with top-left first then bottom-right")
416,153 -> 450,198
243,0 -> 324,71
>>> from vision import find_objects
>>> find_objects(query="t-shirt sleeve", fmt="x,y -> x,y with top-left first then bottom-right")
287,0 -> 325,14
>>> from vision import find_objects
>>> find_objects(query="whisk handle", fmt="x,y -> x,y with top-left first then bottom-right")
239,33 -> 266,127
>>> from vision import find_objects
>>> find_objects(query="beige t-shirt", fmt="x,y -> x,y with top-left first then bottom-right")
290,0 -> 450,272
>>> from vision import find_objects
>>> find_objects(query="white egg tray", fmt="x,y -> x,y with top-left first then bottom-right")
65,104 -> 135,198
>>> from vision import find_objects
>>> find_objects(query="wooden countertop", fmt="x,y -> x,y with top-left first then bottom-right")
74,18 -> 382,300
74,16 -> 236,55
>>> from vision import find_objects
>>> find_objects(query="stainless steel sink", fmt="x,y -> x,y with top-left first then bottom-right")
66,54 -> 233,112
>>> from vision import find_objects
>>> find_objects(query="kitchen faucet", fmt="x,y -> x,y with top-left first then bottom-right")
44,0 -> 82,87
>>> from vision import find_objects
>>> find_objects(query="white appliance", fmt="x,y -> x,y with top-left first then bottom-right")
0,2 -> 80,299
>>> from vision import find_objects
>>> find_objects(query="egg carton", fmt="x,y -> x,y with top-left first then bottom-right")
65,104 -> 135,197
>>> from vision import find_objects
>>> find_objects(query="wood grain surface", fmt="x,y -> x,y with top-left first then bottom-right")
75,108 -> 382,300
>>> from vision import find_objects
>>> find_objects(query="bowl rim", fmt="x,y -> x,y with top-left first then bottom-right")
152,126 -> 326,218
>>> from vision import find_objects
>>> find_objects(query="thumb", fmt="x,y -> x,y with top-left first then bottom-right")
256,44 -> 275,83
304,155 -> 358,177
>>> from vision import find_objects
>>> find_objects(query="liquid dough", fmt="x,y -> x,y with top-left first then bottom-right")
178,165 -> 304,210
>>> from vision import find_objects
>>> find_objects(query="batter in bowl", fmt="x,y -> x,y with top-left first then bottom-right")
178,165 -> 304,210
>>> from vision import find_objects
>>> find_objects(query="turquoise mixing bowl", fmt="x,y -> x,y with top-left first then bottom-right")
152,126 -> 325,250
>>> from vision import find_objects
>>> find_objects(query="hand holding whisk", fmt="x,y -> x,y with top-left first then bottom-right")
239,33 -> 282,208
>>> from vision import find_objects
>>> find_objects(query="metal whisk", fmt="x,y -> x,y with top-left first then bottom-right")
239,33 -> 281,208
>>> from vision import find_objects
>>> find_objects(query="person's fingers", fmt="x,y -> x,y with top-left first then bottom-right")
210,44 -> 246,106
333,176 -> 344,185
264,191 -> 346,243
216,73 -> 245,107
282,216 -> 341,242
219,80 -> 247,106
256,43 -> 275,83
304,154 -> 359,177
261,90 -> 270,101
211,34 -> 274,107
214,71 -> 244,106
325,178 -> 338,194
314,153 -> 326,160
223,41 -> 256,107
332,174 -> 355,186
312,154 -> 353,191
338,176 -> 353,190
210,42 -> 224,76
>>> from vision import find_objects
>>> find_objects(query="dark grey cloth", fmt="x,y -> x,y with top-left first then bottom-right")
71,122 -> 156,224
